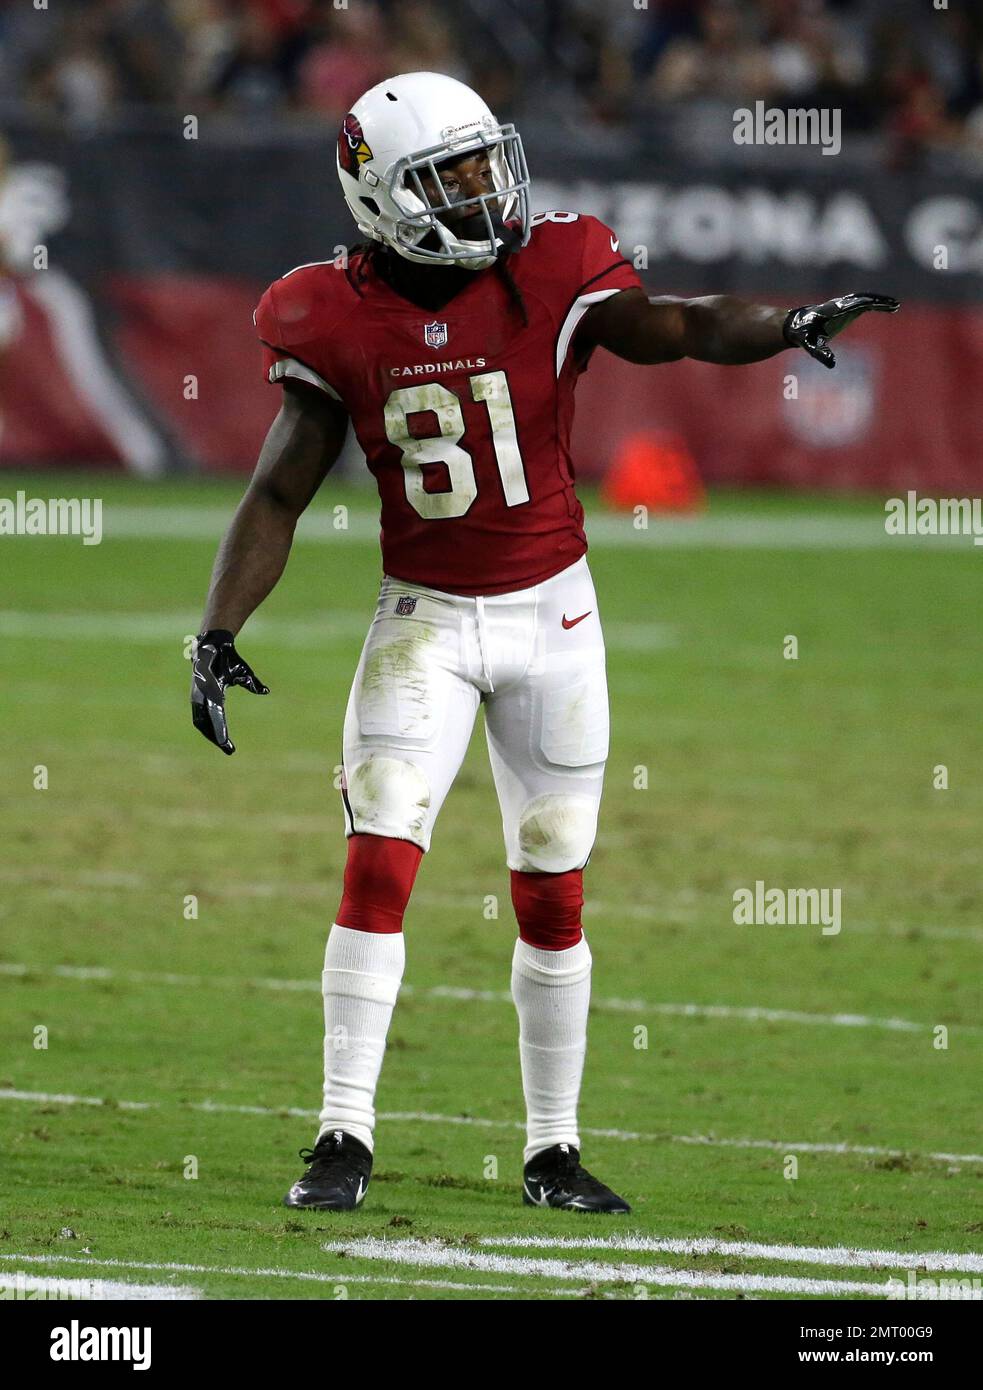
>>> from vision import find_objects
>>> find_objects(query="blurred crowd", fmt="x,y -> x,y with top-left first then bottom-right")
1,0 -> 982,166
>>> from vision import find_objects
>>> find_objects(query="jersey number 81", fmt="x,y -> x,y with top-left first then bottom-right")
383,371 -> 530,519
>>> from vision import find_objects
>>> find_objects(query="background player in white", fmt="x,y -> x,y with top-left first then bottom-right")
191,72 -> 898,1213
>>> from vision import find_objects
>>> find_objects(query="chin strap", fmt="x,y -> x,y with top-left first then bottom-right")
457,212 -> 522,266
412,209 -> 520,270
494,218 -> 524,257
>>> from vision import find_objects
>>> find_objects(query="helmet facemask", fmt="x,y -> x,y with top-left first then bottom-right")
386,126 -> 530,270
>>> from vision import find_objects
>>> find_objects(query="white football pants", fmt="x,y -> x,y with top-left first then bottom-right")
341,554 -> 608,872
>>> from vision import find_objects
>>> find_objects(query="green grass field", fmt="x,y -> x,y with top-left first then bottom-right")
1,474 -> 981,1301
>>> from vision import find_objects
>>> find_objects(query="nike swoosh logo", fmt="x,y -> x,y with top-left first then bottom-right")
610,235 -> 619,253
561,611 -> 592,630
354,1177 -> 367,1204
523,1180 -> 550,1206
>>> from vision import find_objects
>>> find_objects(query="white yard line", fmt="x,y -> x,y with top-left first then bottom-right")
425,983 -> 939,1033
0,1253 -> 581,1298
2,959 -> 968,1036
6,863 -> 981,946
58,504 -> 968,550
0,962 -> 323,993
0,1271 -> 199,1299
0,610 -> 370,646
2,1239 -> 969,1301
1,1088 -> 157,1112
1,1088 -> 980,1167
0,609 -> 674,653
319,1236 -> 889,1297
479,1234 -> 983,1274
585,513 -> 947,550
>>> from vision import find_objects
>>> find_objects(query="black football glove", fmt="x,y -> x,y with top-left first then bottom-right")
190,629 -> 269,755
783,291 -> 900,369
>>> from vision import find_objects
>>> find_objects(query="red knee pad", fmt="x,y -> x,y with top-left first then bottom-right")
510,868 -> 584,951
337,834 -> 423,934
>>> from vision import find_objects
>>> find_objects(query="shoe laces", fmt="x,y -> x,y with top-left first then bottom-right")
298,1130 -> 346,1166
554,1144 -> 580,1178
553,1145 -> 610,1196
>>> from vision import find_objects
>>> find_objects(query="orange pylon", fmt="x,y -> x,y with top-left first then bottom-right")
601,433 -> 705,512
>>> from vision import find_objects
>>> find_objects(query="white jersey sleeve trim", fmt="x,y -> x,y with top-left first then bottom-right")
268,356 -> 343,401
555,287 -> 625,378
281,258 -> 343,279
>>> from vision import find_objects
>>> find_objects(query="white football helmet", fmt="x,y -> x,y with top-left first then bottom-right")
336,71 -> 530,270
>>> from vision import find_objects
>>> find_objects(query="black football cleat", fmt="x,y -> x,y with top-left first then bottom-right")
283,1129 -> 372,1211
522,1143 -> 631,1213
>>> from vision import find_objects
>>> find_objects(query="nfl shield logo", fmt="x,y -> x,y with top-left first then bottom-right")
424,321 -> 448,350
395,595 -> 418,616
782,348 -> 874,449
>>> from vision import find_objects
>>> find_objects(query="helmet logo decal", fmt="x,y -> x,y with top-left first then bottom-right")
424,321 -> 449,350
338,114 -> 373,176
440,116 -> 494,140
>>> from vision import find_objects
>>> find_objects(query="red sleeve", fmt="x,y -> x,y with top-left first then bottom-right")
553,216 -> 644,378
253,279 -> 344,401
253,284 -> 289,384
576,215 -> 644,298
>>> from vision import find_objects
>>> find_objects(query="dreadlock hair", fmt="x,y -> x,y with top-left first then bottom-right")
343,240 -> 378,297
494,253 -> 529,329
342,238 -> 529,328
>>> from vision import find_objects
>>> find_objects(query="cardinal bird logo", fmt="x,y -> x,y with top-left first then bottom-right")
338,114 -> 373,176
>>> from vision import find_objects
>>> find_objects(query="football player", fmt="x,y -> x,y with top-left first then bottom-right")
191,71 -> 898,1213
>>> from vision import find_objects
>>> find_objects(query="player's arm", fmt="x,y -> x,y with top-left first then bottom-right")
577,288 -> 899,369
191,379 -> 349,755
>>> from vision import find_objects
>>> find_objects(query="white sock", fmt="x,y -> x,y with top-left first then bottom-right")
317,923 -> 405,1153
511,935 -> 592,1165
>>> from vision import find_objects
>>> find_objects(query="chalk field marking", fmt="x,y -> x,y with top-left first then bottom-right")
61,504 -> 965,551
0,609 -> 674,655
425,982 -> 946,1035
320,1236 -> 888,1297
2,960 -> 968,1037
0,1253 -> 580,1299
3,1238 -> 974,1300
479,1234 -> 983,1275
0,1271 -> 199,1300
0,610 -> 369,648
5,863 -> 980,946
1,1089 -> 980,1167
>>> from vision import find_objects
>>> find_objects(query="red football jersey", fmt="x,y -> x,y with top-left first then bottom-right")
254,213 -> 642,596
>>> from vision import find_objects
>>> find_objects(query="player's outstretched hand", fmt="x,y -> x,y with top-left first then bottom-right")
190,629 -> 269,755
783,292 -> 900,369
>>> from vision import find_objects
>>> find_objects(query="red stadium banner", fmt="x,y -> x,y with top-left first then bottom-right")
2,273 -> 980,493
574,303 -> 983,493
